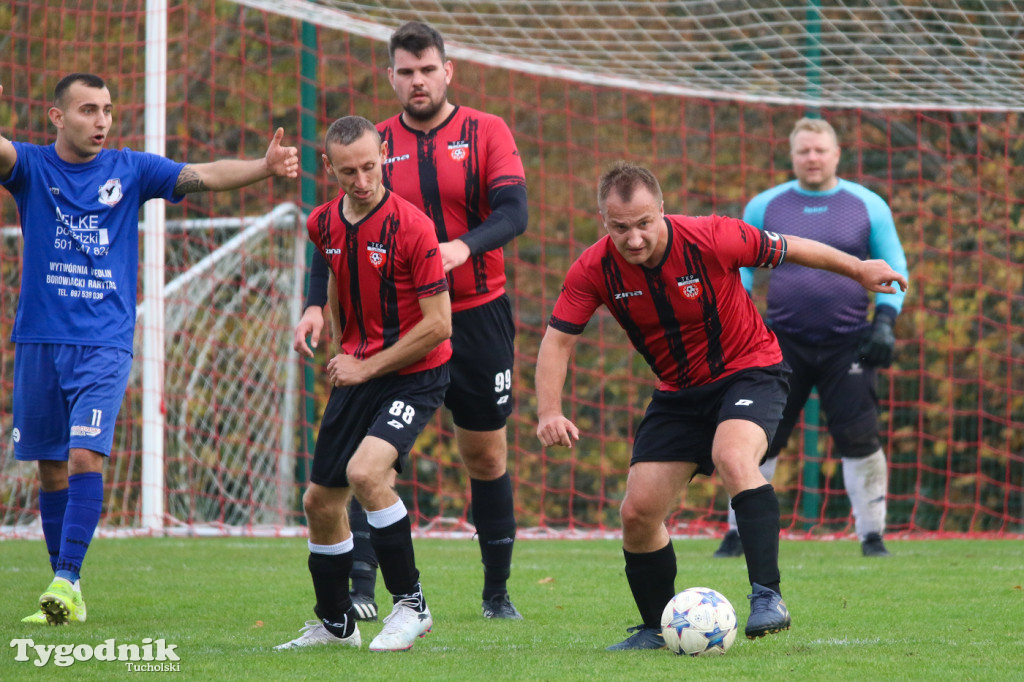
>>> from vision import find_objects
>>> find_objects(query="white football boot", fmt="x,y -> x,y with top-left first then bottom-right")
274,620 -> 361,650
368,597 -> 432,651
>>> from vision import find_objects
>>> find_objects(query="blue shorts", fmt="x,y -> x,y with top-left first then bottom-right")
13,343 -> 133,460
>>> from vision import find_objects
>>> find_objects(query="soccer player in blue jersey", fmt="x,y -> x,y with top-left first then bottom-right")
713,117 -> 909,560
0,74 -> 298,625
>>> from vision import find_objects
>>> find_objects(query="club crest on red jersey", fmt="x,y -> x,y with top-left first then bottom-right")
448,140 -> 469,161
367,242 -> 388,269
676,274 -> 703,300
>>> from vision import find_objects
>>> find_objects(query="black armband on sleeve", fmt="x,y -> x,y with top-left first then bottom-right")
458,183 -> 528,256
304,249 -> 330,309
758,231 -> 788,269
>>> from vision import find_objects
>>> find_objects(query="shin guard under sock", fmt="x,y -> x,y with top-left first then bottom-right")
470,473 -> 517,599
732,484 -> 782,595
623,541 -> 677,628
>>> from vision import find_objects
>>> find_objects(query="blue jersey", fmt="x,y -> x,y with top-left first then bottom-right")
741,178 -> 908,342
2,143 -> 185,352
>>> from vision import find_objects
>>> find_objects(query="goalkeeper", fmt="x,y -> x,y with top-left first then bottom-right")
713,117 -> 909,560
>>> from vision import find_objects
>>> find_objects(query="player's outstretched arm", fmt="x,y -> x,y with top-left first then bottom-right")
326,291 -> 451,387
174,127 -> 299,194
535,326 -> 581,449
784,234 -> 908,294
0,85 -> 19,181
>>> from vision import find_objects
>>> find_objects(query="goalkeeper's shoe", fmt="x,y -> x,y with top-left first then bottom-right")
605,625 -> 666,651
861,533 -> 891,557
38,578 -> 87,626
745,583 -> 791,639
369,596 -> 432,651
482,592 -> 523,620
351,591 -> 378,621
274,620 -> 361,650
713,529 -> 744,558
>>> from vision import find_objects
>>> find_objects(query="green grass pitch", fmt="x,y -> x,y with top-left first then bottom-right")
1,537 -> 1021,680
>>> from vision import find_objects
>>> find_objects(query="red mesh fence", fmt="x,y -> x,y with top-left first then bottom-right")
1,1 -> 1021,538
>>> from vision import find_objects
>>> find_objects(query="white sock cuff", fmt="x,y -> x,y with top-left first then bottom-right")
308,536 -> 353,555
366,498 -> 408,528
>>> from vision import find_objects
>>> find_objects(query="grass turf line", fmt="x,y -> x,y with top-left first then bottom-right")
1,538 -> 1021,680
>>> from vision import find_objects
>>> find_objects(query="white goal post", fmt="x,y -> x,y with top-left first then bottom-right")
134,204 -> 307,535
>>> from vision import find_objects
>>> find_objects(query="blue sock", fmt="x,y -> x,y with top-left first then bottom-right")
39,488 -> 70,573
55,472 -> 103,583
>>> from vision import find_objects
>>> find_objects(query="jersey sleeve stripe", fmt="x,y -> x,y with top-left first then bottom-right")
418,280 -> 449,297
549,315 -> 586,335
489,173 -> 527,189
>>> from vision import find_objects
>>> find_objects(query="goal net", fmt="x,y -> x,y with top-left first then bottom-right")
2,205 -> 306,536
2,0 -> 1022,539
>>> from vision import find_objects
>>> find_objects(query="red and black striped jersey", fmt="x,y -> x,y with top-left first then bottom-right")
307,189 -> 452,374
377,106 -> 526,312
549,215 -> 786,390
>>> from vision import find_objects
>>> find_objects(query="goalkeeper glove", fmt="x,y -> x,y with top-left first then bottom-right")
858,305 -> 897,368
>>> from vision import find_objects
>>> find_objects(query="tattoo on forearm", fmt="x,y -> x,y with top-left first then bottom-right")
175,166 -> 207,194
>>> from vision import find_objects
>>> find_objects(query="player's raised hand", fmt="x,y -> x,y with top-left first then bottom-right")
858,259 -> 908,294
537,413 -> 580,449
265,127 -> 299,178
292,306 -> 325,358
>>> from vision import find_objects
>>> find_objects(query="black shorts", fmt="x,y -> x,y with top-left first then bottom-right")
311,364 -> 450,488
445,294 -> 516,431
631,364 -> 790,477
768,330 -> 881,459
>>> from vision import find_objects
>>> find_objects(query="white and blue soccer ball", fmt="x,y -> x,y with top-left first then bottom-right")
660,587 -> 738,656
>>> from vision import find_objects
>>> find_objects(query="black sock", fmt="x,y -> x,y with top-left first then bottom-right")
308,552 -> 355,637
470,473 -> 517,600
369,515 -> 420,599
392,582 -> 428,612
348,497 -> 378,596
623,541 -> 677,628
732,484 -> 782,595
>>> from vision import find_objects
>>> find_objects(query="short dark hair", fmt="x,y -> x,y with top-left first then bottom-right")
597,161 -> 663,213
389,21 -> 446,65
54,73 -> 107,107
324,115 -> 380,151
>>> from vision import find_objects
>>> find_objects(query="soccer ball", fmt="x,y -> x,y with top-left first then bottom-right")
660,587 -> 738,656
